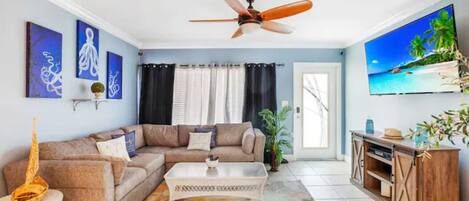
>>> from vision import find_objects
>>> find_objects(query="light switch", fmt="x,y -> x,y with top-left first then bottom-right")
281,100 -> 289,108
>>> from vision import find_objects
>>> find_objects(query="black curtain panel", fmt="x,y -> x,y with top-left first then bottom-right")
243,63 -> 277,131
139,63 -> 176,125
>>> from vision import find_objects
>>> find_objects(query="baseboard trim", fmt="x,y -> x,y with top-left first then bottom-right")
343,155 -> 352,164
283,155 -> 296,162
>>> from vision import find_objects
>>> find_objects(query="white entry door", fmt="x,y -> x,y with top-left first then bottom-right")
293,63 -> 341,160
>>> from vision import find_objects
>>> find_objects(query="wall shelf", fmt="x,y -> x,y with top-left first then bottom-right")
72,99 -> 107,111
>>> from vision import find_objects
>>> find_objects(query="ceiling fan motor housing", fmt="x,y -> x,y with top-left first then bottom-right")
238,9 -> 262,25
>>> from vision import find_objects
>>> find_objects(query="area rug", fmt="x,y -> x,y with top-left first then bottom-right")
145,180 -> 314,201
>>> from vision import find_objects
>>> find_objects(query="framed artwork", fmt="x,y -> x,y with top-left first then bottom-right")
26,22 -> 63,98
107,52 -> 122,99
76,20 -> 99,80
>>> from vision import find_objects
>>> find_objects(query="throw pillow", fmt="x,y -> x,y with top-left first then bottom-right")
187,132 -> 212,151
96,136 -> 131,161
112,131 -> 137,158
194,127 -> 217,148
242,128 -> 256,154
63,154 -> 128,185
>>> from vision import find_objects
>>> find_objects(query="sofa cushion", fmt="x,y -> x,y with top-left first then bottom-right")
242,128 -> 255,154
63,154 -> 128,185
216,122 -> 253,146
194,127 -> 217,148
121,125 -> 145,149
112,131 -> 137,157
115,167 -> 146,201
89,129 -> 125,142
187,132 -> 212,151
127,153 -> 164,175
39,137 -> 99,160
209,146 -> 255,162
165,147 -> 209,163
177,125 -> 199,146
136,146 -> 171,155
143,125 -> 179,147
96,136 -> 131,161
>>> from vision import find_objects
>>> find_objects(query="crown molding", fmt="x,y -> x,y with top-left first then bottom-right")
142,41 -> 347,49
344,0 -> 442,48
48,0 -> 142,48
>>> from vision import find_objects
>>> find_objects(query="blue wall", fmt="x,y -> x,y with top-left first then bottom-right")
142,48 -> 345,154
0,0 -> 139,196
345,0 -> 469,199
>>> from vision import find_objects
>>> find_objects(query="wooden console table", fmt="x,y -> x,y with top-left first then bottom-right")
350,130 -> 460,201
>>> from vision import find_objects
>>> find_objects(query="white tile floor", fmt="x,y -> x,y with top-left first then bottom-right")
267,161 -> 373,201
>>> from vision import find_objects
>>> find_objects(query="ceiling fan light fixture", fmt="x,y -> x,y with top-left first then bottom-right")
240,22 -> 261,34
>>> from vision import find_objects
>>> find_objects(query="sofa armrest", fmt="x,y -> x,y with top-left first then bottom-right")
253,129 -> 266,162
3,159 -> 114,201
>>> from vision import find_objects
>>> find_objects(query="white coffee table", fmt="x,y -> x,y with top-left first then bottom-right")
164,162 -> 268,201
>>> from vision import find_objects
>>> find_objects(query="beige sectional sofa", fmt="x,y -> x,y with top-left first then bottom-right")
3,122 -> 265,201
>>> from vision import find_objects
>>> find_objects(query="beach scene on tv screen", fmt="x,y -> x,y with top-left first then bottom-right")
365,5 -> 460,95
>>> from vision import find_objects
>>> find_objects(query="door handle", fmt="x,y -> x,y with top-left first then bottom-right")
296,107 -> 301,114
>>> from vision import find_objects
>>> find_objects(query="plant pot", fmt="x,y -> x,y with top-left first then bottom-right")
94,92 -> 103,100
270,146 -> 279,172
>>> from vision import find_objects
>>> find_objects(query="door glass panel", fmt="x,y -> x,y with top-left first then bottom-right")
303,73 -> 329,148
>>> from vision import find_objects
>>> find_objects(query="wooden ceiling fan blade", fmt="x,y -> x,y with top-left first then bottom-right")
260,0 -> 313,21
261,21 -> 294,34
231,27 -> 243,38
189,18 -> 238,22
225,0 -> 252,16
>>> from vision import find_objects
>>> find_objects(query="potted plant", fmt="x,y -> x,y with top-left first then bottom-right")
258,106 -> 292,172
408,49 -> 469,160
91,82 -> 105,99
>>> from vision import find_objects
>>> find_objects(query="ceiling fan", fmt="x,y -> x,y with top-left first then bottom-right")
189,0 -> 313,38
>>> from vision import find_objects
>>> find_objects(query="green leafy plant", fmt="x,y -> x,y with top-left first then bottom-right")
408,49 -> 469,161
258,106 -> 292,172
91,82 -> 105,93
408,104 -> 469,160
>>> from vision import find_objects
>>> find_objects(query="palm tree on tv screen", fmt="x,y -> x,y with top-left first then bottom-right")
410,35 -> 427,59
424,10 -> 456,51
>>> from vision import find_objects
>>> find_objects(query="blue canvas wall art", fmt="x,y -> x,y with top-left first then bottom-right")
26,22 -> 63,98
107,52 -> 122,99
77,20 -> 99,80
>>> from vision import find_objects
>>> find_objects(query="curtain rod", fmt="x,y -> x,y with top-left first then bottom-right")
138,63 -> 285,67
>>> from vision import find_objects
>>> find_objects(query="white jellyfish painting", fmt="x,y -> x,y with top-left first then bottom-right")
77,20 -> 99,80
107,52 -> 123,99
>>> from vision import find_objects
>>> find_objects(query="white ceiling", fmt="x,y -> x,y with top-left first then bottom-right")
51,0 -> 442,49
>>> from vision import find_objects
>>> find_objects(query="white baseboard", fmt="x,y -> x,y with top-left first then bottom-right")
283,155 -> 296,162
343,155 -> 352,164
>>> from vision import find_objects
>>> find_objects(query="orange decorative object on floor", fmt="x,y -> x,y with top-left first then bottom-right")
11,118 -> 49,201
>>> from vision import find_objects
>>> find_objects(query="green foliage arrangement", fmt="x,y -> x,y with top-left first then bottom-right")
408,51 -> 469,160
258,106 -> 292,172
91,82 -> 105,93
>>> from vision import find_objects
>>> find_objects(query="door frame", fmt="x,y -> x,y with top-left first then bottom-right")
293,62 -> 343,160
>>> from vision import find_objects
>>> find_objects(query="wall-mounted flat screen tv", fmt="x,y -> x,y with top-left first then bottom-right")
365,5 -> 460,95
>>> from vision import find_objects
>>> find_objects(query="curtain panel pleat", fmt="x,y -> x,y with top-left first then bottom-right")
139,64 -> 176,125
243,63 -> 277,131
171,64 -> 245,125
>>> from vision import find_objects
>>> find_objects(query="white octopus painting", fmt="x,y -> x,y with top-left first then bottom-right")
26,22 -> 63,98
107,52 -> 122,99
77,20 -> 99,80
